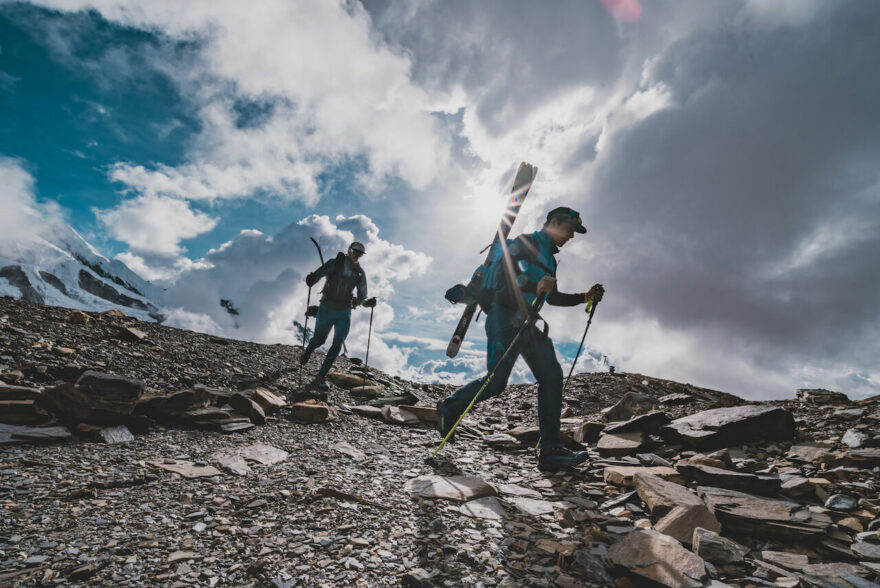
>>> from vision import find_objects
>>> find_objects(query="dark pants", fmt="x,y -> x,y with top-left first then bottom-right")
444,305 -> 564,448
304,304 -> 351,378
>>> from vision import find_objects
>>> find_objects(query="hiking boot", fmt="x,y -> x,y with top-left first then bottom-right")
436,398 -> 456,444
537,446 -> 589,471
314,377 -> 330,391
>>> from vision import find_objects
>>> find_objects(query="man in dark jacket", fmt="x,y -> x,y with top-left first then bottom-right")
437,207 -> 604,470
301,241 -> 375,390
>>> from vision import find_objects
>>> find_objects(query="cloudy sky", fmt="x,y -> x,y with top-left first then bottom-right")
1,0 -> 878,399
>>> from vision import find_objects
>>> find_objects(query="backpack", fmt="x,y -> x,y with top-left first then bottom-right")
445,234 -> 552,312
322,252 -> 364,308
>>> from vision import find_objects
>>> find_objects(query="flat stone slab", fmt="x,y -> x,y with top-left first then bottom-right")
654,504 -> 720,545
699,486 -> 832,539
0,423 -> 72,444
606,528 -> 706,588
676,462 -> 781,495
398,405 -> 438,423
633,472 -> 703,517
404,475 -> 496,502
349,405 -> 383,418
604,466 -> 682,487
213,452 -> 250,476
505,496 -> 560,516
459,497 -> 506,520
382,405 -> 420,425
693,527 -> 749,564
333,441 -> 366,461
150,460 -> 221,478
604,411 -> 670,434
786,444 -> 834,463
238,444 -> 289,465
498,483 -> 542,499
327,371 -> 370,389
661,405 -> 795,450
597,432 -> 646,457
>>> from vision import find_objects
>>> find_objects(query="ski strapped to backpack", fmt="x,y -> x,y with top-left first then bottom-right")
445,162 -> 538,358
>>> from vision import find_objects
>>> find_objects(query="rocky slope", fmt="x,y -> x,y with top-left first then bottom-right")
1,296 -> 879,587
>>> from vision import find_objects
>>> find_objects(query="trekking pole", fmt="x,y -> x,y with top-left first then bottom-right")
432,295 -> 546,457
363,305 -> 374,375
298,285 -> 312,390
536,298 -> 600,450
562,299 -> 600,395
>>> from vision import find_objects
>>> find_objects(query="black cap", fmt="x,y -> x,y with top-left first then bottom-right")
349,241 -> 366,255
546,207 -> 587,234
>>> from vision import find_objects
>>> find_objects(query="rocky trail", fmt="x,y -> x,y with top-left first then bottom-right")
1,296 -> 879,587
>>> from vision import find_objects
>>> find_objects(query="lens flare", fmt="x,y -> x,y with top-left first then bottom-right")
600,0 -> 643,23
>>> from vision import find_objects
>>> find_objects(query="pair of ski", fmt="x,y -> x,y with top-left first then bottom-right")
446,161 -> 538,358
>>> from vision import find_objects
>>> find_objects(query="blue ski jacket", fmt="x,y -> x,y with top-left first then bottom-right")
492,228 -> 583,310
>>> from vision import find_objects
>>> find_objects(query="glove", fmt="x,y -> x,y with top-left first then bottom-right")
305,305 -> 319,318
362,297 -> 377,308
585,283 -> 605,304
305,273 -> 319,287
351,296 -> 359,309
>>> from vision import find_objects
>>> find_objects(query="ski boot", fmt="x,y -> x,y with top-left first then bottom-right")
537,446 -> 589,471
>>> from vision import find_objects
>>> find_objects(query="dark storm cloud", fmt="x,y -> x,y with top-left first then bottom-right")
587,2 -> 880,389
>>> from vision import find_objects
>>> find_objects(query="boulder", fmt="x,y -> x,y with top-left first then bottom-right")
351,385 -> 384,398
654,504 -> 720,545
596,432 -> 646,456
326,371 -> 370,389
699,486 -> 832,539
572,421 -> 605,444
692,527 -> 748,564
74,371 -> 145,413
0,399 -> 50,425
115,327 -> 147,342
404,475 -> 496,502
604,391 -> 658,422
0,383 -> 41,400
288,401 -> 338,423
633,472 -> 704,517
797,388 -> 850,405
102,309 -> 126,318
96,425 -> 134,444
676,462 -> 781,495
604,466 -> 682,487
228,393 -> 266,425
604,411 -> 670,435
661,405 -> 795,450
250,388 -> 286,414
382,405 -> 420,425
606,529 -> 706,588
65,310 -> 92,325
397,405 -> 438,423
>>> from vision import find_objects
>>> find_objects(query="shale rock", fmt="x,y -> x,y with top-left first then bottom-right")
606,528 -> 706,588
661,405 -> 795,449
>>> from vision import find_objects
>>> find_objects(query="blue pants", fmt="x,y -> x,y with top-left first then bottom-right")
305,304 -> 351,378
444,305 -> 564,448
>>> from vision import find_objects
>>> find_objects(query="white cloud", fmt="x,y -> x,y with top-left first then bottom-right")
97,194 -> 218,256
159,214 -> 432,376
32,0 -> 451,203
0,156 -> 67,255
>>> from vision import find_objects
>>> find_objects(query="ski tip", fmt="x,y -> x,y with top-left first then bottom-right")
446,337 -> 462,358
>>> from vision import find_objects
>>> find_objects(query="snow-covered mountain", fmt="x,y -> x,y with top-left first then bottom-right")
0,224 -> 163,322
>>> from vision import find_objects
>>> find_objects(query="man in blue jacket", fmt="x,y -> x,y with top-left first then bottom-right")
301,241 -> 376,390
437,207 -> 604,470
